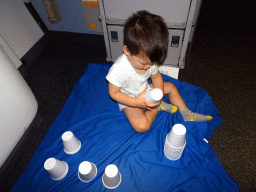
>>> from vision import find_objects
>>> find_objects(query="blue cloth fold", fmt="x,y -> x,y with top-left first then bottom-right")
12,63 -> 239,192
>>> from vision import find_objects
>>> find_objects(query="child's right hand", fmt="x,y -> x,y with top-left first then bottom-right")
135,92 -> 160,110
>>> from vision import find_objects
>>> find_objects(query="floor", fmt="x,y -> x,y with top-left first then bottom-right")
179,29 -> 256,191
1,3 -> 256,191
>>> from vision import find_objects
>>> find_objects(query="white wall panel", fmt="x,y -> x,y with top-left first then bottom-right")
0,0 -> 44,67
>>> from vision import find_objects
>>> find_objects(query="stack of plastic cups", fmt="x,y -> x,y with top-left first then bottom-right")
143,88 -> 163,104
62,131 -> 81,155
44,158 -> 69,180
102,164 -> 122,189
164,124 -> 186,161
78,161 -> 97,183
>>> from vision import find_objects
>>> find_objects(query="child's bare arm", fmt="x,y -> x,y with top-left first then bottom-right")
150,71 -> 164,94
108,83 -> 158,110
108,83 -> 137,107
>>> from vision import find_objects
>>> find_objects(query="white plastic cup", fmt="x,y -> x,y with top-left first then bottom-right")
164,124 -> 186,161
44,158 -> 69,180
62,131 -> 81,155
164,139 -> 186,161
167,124 -> 186,148
143,88 -> 163,103
102,164 -> 122,189
78,161 -> 97,183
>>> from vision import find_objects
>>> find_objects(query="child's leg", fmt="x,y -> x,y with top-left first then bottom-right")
163,82 -> 187,111
123,106 -> 158,133
148,84 -> 178,113
163,82 -> 213,122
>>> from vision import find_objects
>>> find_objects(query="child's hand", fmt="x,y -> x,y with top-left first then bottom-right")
135,92 -> 160,110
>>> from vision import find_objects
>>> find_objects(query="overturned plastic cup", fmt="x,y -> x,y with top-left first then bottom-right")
164,124 -> 186,161
78,161 -> 97,183
44,157 -> 69,180
102,164 -> 122,189
143,88 -> 163,104
62,131 -> 81,155
167,124 -> 186,148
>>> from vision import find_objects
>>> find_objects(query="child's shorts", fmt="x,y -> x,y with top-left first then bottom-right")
118,86 -> 152,111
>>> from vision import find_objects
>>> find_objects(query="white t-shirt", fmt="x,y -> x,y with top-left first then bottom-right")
106,54 -> 159,110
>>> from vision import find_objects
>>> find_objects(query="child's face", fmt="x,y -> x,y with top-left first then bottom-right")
128,54 -> 153,71
123,45 -> 153,71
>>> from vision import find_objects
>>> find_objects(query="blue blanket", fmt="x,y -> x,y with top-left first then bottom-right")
12,63 -> 239,192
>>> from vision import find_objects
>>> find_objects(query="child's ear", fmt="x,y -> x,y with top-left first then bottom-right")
123,45 -> 130,56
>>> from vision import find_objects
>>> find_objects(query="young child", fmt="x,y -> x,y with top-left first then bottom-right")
106,10 -> 212,133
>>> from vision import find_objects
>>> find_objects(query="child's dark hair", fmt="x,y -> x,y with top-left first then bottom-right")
124,10 -> 169,64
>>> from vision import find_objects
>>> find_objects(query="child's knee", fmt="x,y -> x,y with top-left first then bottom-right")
164,82 -> 177,93
133,122 -> 151,133
166,82 -> 176,89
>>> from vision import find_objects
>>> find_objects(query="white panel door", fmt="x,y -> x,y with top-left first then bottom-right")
164,29 -> 184,65
103,0 -> 191,28
107,25 -> 184,66
107,25 -> 124,60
